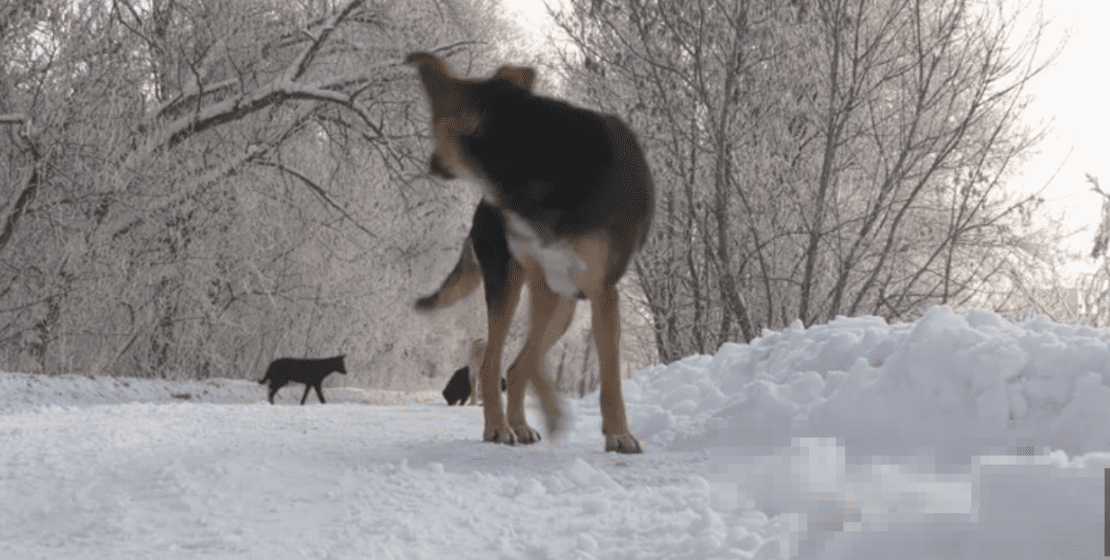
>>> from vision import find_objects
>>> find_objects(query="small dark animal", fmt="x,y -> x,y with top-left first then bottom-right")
258,355 -> 347,405
442,366 -> 508,405
442,366 -> 473,406
442,339 -> 506,405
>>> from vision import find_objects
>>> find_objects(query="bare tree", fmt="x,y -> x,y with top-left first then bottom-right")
1069,174 -> 1110,326
0,0 -> 531,386
555,0 -> 1063,361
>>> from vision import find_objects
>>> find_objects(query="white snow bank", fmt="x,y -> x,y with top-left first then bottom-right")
605,306 -> 1110,457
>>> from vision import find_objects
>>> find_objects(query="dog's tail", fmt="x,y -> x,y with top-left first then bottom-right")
415,235 -> 482,312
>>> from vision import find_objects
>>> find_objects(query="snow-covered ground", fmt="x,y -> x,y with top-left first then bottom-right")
1,306 -> 1106,559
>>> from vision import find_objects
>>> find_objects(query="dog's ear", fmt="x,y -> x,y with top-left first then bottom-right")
492,66 -> 536,91
406,52 -> 463,116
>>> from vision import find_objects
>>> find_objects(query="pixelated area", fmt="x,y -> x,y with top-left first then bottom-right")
710,438 -> 1102,558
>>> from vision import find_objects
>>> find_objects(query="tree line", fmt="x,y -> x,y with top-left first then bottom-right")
553,0 -> 1069,362
0,0 -> 1079,386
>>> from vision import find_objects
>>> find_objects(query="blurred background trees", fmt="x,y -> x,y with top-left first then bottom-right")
0,0 -> 527,387
554,0 -> 1067,361
1073,174 -> 1110,325
0,0 -> 1086,388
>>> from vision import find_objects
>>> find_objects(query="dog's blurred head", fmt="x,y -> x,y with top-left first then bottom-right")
406,52 -> 535,180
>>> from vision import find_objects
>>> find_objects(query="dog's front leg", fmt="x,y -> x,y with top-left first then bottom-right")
507,269 -> 573,444
593,284 -> 642,453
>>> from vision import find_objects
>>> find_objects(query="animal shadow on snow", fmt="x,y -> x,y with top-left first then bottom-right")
258,355 -> 347,405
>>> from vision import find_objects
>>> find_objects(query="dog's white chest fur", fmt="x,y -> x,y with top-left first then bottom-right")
504,212 -> 585,298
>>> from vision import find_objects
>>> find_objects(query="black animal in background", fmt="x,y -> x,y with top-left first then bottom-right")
442,365 -> 473,406
259,355 -> 347,405
443,339 -> 507,405
442,366 -> 508,405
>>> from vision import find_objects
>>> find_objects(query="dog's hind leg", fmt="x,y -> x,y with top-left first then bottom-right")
479,270 -> 523,444
300,384 -> 312,405
470,204 -> 525,445
267,385 -> 279,404
506,266 -> 574,444
313,383 -> 326,404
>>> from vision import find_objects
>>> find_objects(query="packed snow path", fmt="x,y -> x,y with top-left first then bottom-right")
2,401 -> 723,559
1,307 -> 1106,559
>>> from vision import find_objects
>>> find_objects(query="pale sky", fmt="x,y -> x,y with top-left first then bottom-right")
1014,0 -> 1110,261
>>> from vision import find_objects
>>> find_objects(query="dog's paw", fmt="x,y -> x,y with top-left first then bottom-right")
605,433 -> 643,454
483,427 -> 517,446
542,401 -> 570,444
511,424 -> 542,445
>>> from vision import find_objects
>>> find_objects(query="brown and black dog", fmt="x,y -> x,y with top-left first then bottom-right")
407,52 -> 654,453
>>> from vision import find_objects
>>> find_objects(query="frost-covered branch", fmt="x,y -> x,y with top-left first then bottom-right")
0,114 -> 41,257
128,0 -> 375,165
254,159 -> 378,240
286,0 -> 364,82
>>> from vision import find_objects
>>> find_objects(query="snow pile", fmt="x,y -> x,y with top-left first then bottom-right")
607,306 -> 1110,456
